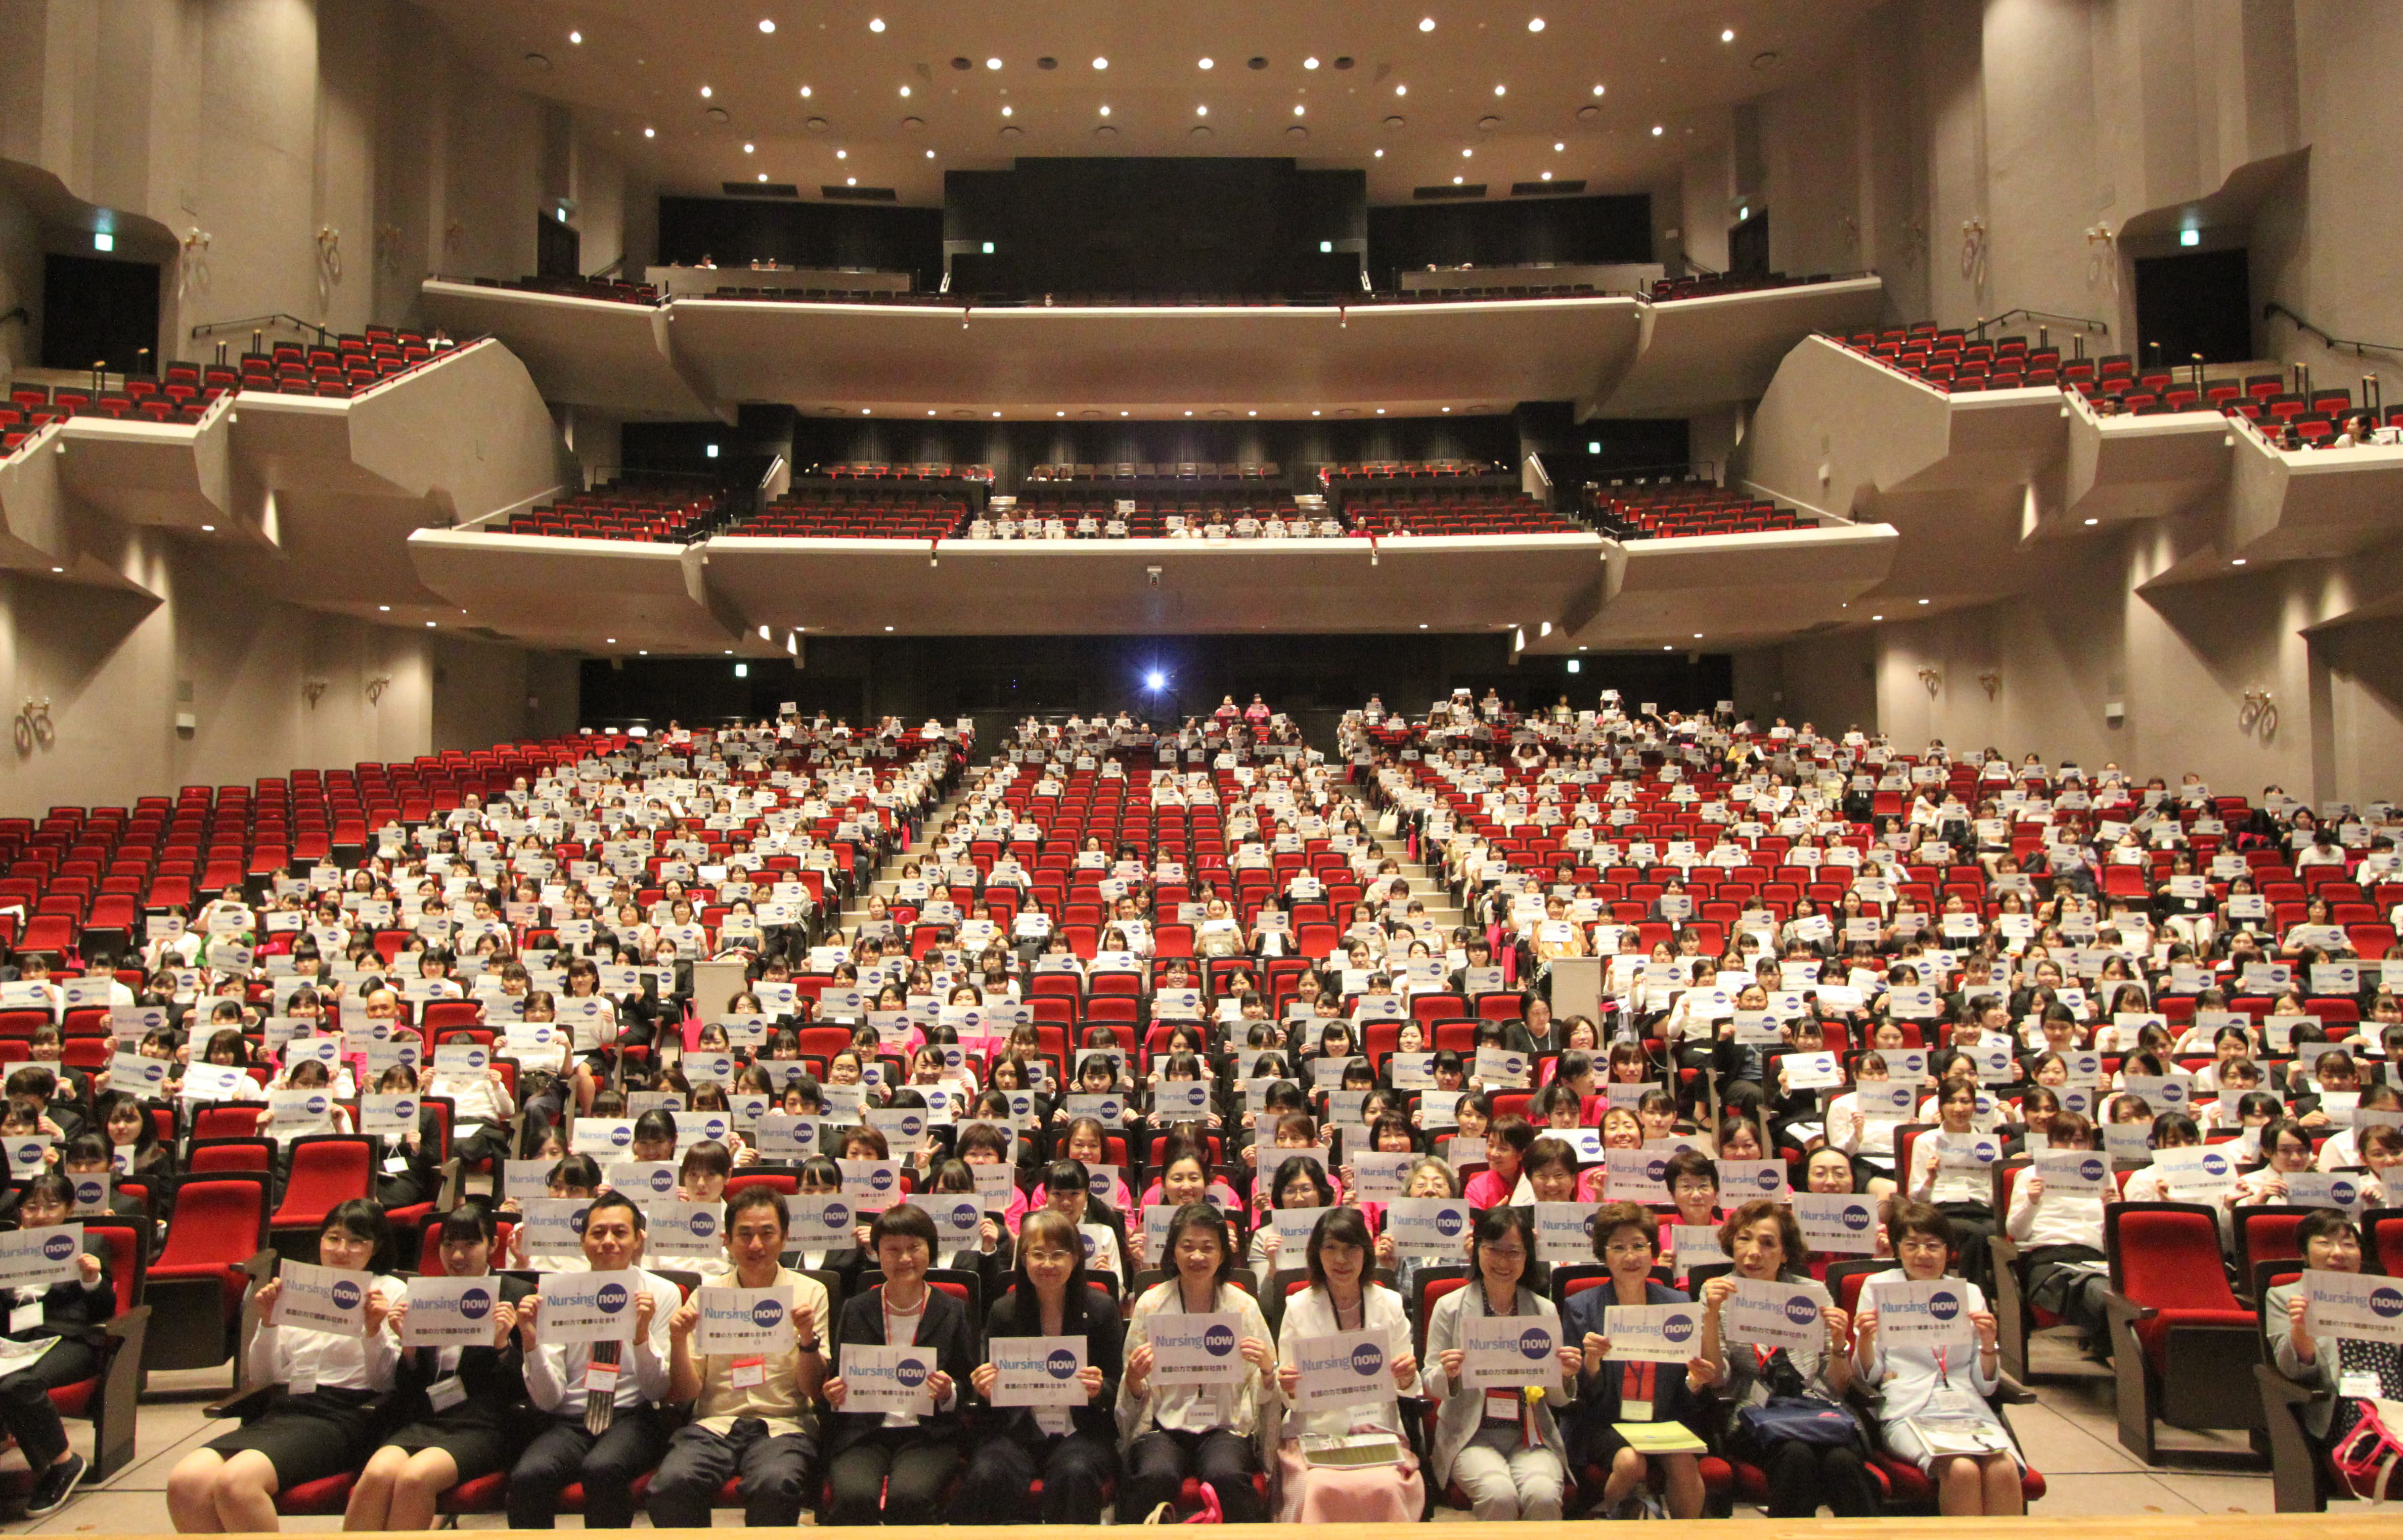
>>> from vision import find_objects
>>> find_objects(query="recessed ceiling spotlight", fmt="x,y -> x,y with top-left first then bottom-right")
568,29 -> 582,43
925,148 -> 935,156
1294,104 -> 1305,115
1553,141 -> 1564,151
1000,104 -> 1012,115
1099,104 -> 1110,115
992,411 -> 1001,418
1527,16 -> 1545,31
845,176 -> 855,185
1196,104 -> 1207,115
759,172 -> 769,182
1120,410 -> 1129,417
743,142 -> 754,152
1721,27 -> 1736,41
1917,598 -> 1930,605
1592,83 -> 1607,95
799,84 -> 812,96
899,84 -> 910,96
1540,170 -> 1552,180
1056,410 -> 1065,417
758,18 -> 775,33
1374,148 -> 1384,156
1651,124 -> 1664,135
699,84 -> 712,97
1494,84 -> 1506,96
1304,56 -> 1320,68
1395,83 -> 1407,96
1441,405 -> 1450,413
643,126 -> 655,137
836,147 -> 847,157
2231,557 -> 2248,565
1419,17 -> 1436,31
1462,147 -> 1473,156
868,16 -> 884,30
2083,517 -> 2099,525
1092,56 -> 1107,69
861,408 -> 870,415
1452,175 -> 1462,184
378,605 -> 390,612
1375,407 -> 1386,414
1872,614 -> 1883,620
1311,409 -> 1321,416
926,410 -> 936,417
985,56 -> 1001,69
1198,56 -> 1214,69
1184,410 -> 1193,416
1248,410 -> 1257,417
884,625 -> 895,631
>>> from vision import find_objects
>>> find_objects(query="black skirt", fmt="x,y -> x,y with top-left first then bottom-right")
204,1387 -> 383,1486
377,1404 -> 528,1480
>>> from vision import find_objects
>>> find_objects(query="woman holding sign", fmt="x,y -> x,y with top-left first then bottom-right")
961,1209 -> 1123,1523
1567,1202 -> 1708,1520
0,1174 -> 113,1516
1118,1201 -> 1275,1523
168,1199 -> 401,1533
2267,1208 -> 2403,1493
821,1203 -> 977,1524
1850,1201 -> 2024,1516
1422,1205 -> 1579,1521
1271,1208 -> 1422,1521
345,1203 -> 534,1530
1693,1198 -> 1876,1518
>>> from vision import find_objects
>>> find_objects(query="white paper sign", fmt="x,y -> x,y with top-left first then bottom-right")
1597,1302 -> 1705,1364
273,1258 -> 372,1337
989,1334 -> 1085,1406
400,1275 -> 506,1347
1723,1276 -> 1832,1350
693,1285 -> 798,1355
1290,1327 -> 1396,1411
536,1268 -> 643,1343
1864,1275 -> 1977,1348
2300,1269 -> 2403,1344
1461,1311 -> 1558,1390
1147,1310 -> 1247,1385
1385,1198 -> 1473,1258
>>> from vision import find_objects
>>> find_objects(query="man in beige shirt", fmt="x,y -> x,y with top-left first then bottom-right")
650,1186 -> 830,1525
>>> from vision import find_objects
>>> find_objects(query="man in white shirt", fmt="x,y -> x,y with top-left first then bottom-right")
507,1193 -> 679,1528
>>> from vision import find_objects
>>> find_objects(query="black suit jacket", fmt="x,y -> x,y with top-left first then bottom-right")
981,1282 -> 1121,1445
827,1281 -> 976,1455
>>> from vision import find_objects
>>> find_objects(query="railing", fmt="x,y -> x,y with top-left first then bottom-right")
188,312 -> 336,347
2264,301 -> 2403,363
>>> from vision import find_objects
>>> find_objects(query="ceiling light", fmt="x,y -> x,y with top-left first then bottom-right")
1118,410 -> 1128,417
1592,83 -> 1607,95
1872,614 -> 1883,621
1195,104 -> 1207,115
1528,16 -> 1545,31
1721,27 -> 1736,41
1664,646 -> 1673,651
699,85 -> 712,98
743,142 -> 754,152
1419,623 -> 1429,629
799,84 -> 812,96
1419,17 -> 1436,31
1056,410 -> 1065,416
2231,558 -> 2247,565
759,18 -> 775,32
1184,410 -> 1192,416
606,638 -> 617,645
1099,104 -> 1110,115
861,408 -> 870,415
568,29 -> 582,43
2083,517 -> 2099,525
926,410 -> 936,417
1304,56 -> 1320,68
985,57 -> 1002,69
1452,175 -> 1462,184
1294,104 -> 1305,115
643,126 -> 655,137
845,176 -> 855,185
899,85 -> 910,97
1651,124 -> 1664,135
1374,148 -> 1384,157
1311,409 -> 1321,416
426,621 -> 436,627
1198,56 -> 1214,69
1092,57 -> 1107,69
1441,406 -> 1450,412
1395,83 -> 1407,96
925,148 -> 936,156
836,147 -> 847,157
1553,141 -> 1564,151
868,17 -> 884,31
1494,84 -> 1506,96
759,173 -> 769,182
1375,407 -> 1386,414
377,605 -> 390,612
1462,147 -> 1473,156
1248,410 -> 1257,417
1917,598 -> 1930,604
991,411 -> 1001,418
1540,170 -> 1552,180
1000,105 -> 1012,116
884,625 -> 895,631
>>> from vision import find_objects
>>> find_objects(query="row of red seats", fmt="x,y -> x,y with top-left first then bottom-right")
503,482 -> 728,542
1343,493 -> 1584,535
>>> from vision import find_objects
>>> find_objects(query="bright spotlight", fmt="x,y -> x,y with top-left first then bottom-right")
1144,671 -> 1167,691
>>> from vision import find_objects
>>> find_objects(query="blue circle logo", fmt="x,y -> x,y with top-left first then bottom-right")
1783,1295 -> 1819,1326
2369,1287 -> 2403,1321
394,1100 -> 416,1119
821,1202 -> 849,1229
1046,1347 -> 1080,1380
2332,1180 -> 2360,1206
1435,1209 -> 1463,1238
751,1297 -> 785,1330
689,1212 -> 716,1240
951,1202 -> 978,1230
2200,1152 -> 2229,1177
1202,1323 -> 1237,1357
610,1126 -> 633,1148
895,1357 -> 927,1389
1840,1203 -> 1872,1232
868,1168 -> 895,1193
1927,1289 -> 1961,1322
901,1114 -> 925,1138
595,1282 -> 629,1315
1752,1167 -> 1781,1192
1663,1313 -> 1696,1345
650,1169 -> 675,1194
1351,1341 -> 1385,1376
305,1095 -> 328,1116
330,1278 -> 363,1310
2077,1157 -> 2107,1184
1518,1327 -> 1550,1360
458,1287 -> 493,1321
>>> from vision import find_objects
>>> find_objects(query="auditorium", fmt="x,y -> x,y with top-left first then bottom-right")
0,0 -> 2397,1532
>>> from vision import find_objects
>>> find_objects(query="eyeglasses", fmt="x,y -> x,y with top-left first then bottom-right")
1603,1241 -> 1655,1258
1481,1245 -> 1527,1260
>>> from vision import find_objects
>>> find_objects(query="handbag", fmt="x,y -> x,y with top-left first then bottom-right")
1736,1394 -> 1862,1451
2331,1397 -> 2403,1502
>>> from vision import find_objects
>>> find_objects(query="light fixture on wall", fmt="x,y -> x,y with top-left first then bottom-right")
1917,666 -> 1942,698
2240,688 -> 2277,740
1958,217 -> 1987,290
316,226 -> 342,287
302,680 -> 327,708
12,698 -> 53,758
2084,221 -> 2119,292
365,675 -> 392,705
1977,670 -> 2000,700
178,229 -> 212,297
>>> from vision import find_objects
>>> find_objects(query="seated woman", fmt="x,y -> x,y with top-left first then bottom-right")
1249,1153 -> 1335,1285
960,1209 -> 1123,1523
821,1203 -> 977,1524
169,1199 -> 401,1533
1422,1205 -> 1580,1521
0,1174 -> 115,1515
2268,1207 -> 2403,1496
1273,1207 -> 1423,1521
1694,1198 -> 1876,1517
344,1203 -> 533,1530
1118,1201 -> 1275,1523
1566,1201 -> 1707,1520
1851,1200 -> 2025,1516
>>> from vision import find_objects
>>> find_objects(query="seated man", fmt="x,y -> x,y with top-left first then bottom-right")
508,1193 -> 680,1529
649,1188 -> 830,1527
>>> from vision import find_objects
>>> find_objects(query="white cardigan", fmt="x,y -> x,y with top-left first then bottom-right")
1275,1283 -> 1410,1440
